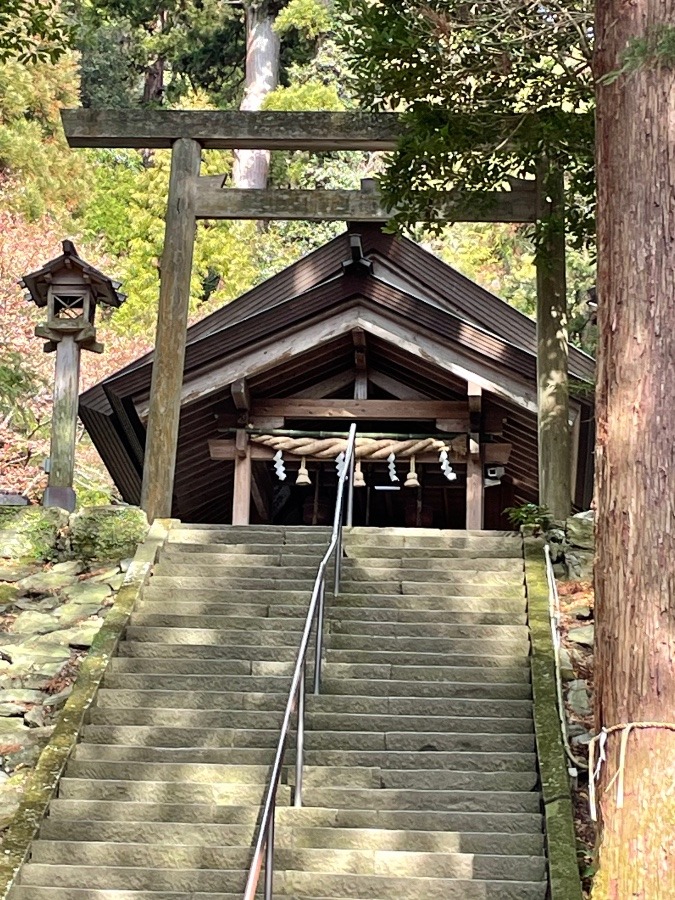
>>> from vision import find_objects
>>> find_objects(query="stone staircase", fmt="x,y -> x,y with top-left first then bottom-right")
11,525 -> 548,900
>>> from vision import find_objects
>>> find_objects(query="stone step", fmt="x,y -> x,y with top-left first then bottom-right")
330,621 -> 529,639
151,565 -> 523,586
279,871 -> 548,900
47,799 -> 544,832
3,891 -> 248,900
130,612 -> 307,629
18,863 -> 250,892
65,760 -> 275,784
136,601 -> 527,625
292,787 -> 541,814
145,576 -> 524,597
38,819 -> 545,855
327,634 -> 530,654
156,553 -> 519,570
62,761 -> 537,794
125,626 -> 307,646
73,744 -> 538,773
87,707 -> 534,735
16,866 -> 546,898
324,649 -> 529,668
164,543 -> 520,560
104,667 -> 530,691
122,625 -> 529,656
95,689 -> 533,719
58,778 -> 290,806
139,589 -> 527,611
28,842 -> 546,881
117,641 -> 313,662
81,725 -> 536,752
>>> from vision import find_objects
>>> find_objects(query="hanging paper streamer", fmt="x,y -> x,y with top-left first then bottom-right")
387,452 -> 399,483
439,449 -> 457,482
335,451 -> 346,479
296,457 -> 311,486
404,455 -> 419,488
353,459 -> 366,487
273,450 -> 287,481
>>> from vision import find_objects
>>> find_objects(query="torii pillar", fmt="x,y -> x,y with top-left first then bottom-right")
140,138 -> 202,522
535,158 -> 571,522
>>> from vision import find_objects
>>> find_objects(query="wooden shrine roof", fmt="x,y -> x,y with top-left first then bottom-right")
79,224 -> 594,520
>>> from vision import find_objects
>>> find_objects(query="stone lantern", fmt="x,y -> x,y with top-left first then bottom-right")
20,241 -> 125,511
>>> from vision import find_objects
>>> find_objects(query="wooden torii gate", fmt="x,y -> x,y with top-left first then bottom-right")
61,109 -> 571,524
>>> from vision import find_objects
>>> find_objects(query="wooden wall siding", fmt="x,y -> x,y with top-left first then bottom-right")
78,405 -> 142,504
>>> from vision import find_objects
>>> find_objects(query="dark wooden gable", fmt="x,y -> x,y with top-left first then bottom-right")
80,224 -> 595,521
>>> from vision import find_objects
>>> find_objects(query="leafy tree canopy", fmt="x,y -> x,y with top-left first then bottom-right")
0,0 -> 74,64
336,1 -> 595,245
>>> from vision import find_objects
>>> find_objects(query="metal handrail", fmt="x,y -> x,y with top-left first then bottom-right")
243,422 -> 357,900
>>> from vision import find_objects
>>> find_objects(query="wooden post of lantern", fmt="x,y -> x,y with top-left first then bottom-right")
21,241 -> 125,512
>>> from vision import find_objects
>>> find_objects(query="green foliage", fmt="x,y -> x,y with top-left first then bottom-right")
336,1 -> 596,246
504,502 -> 552,530
0,54 -> 92,220
263,80 -> 343,112
275,0 -> 332,40
0,347 -> 44,430
0,0 -> 74,64
77,22 -> 142,107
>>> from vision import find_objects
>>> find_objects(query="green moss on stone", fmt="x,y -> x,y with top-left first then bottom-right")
69,506 -> 149,562
524,537 -> 584,900
0,508 -> 67,562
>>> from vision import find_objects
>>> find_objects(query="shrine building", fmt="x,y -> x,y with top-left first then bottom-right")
79,224 -> 594,529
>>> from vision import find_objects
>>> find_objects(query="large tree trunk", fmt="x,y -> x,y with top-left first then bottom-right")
592,3 -> 675,897
232,2 -> 281,189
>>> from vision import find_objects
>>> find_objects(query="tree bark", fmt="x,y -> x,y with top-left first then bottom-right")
592,3 -> 675,897
232,2 -> 281,189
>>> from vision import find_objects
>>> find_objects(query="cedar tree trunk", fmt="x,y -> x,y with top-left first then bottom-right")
232,2 -> 281,188
593,2 -> 675,897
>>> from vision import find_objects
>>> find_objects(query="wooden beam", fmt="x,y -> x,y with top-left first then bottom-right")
251,461 -> 271,522
288,371 -> 354,399
353,328 -> 368,400
466,436 -> 484,531
356,312 -> 539,414
251,398 -> 469,426
141,137 -> 201,522
231,379 -> 251,413
136,308 -> 362,417
368,370 -> 430,401
232,430 -> 251,525
535,159 -> 571,521
209,439 -> 512,465
468,382 -> 482,433
193,183 -> 540,224
62,110 -> 404,151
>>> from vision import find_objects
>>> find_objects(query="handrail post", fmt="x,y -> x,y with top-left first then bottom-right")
264,800 -> 275,900
313,579 -> 325,695
295,663 -> 305,807
333,525 -> 342,597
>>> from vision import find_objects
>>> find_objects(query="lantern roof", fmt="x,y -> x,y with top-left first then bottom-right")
20,240 -> 126,309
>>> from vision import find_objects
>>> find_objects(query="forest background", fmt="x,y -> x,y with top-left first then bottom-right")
0,0 -> 596,505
